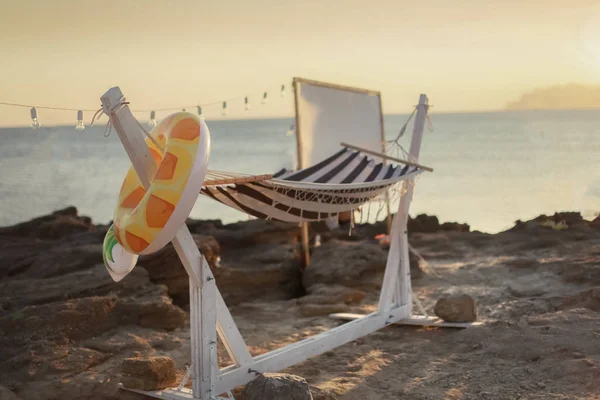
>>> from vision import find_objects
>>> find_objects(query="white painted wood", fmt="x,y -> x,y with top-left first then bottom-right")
200,260 -> 217,399
215,291 -> 253,368
177,366 -> 192,390
189,262 -> 217,399
185,248 -> 252,368
398,223 -> 412,308
190,282 -> 201,395
101,88 -> 155,186
400,316 -> 482,328
107,86 -> 444,400
376,178 -> 409,312
215,304 -> 410,394
377,95 -> 429,314
119,385 -> 232,400
397,94 -> 429,309
329,313 -> 483,329
340,142 -> 433,171
120,385 -> 196,400
411,288 -> 429,317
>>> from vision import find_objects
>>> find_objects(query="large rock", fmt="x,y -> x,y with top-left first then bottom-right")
509,212 -> 595,233
116,288 -> 186,331
0,262 -> 181,319
551,212 -> 587,227
0,385 -> 24,400
0,208 -> 191,399
408,214 -> 470,234
0,267 -> 185,387
591,215 -> 600,230
302,240 -> 387,292
310,386 -> 338,400
190,219 -> 300,250
560,288 -> 600,312
120,356 -> 177,391
138,235 -> 220,306
434,294 -> 477,322
408,214 -> 440,233
1,265 -> 116,314
0,206 -> 95,240
242,373 -> 313,400
0,237 -> 55,278
314,213 -> 469,243
215,243 -> 303,305
557,254 -> 600,285
139,236 -> 303,306
19,244 -> 103,279
0,296 -> 119,375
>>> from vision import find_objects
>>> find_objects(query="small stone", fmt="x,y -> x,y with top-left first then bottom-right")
434,294 -> 477,322
536,382 -> 546,389
120,356 -> 177,391
242,373 -> 313,400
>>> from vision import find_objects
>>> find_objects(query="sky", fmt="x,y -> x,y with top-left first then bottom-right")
0,0 -> 599,126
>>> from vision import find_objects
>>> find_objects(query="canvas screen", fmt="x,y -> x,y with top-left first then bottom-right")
294,80 -> 384,169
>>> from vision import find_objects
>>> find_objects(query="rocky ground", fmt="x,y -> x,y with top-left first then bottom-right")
1,207 -> 600,399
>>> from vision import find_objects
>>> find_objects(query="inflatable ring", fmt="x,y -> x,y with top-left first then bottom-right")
103,225 -> 138,282
103,112 -> 210,280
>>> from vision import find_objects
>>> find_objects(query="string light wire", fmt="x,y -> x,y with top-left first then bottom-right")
0,83 -> 289,116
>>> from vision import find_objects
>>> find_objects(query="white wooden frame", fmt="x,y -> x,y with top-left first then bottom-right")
102,87 -> 476,400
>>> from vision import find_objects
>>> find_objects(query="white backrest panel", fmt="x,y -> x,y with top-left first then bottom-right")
295,79 -> 384,169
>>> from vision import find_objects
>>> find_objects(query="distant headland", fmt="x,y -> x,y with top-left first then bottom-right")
505,83 -> 600,111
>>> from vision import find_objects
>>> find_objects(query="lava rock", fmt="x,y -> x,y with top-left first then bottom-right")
242,373 -> 313,400
0,206 -> 95,240
434,294 -> 477,322
192,219 -> 300,250
303,240 -> 387,292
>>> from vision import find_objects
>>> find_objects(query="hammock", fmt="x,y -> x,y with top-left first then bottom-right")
200,147 -> 424,223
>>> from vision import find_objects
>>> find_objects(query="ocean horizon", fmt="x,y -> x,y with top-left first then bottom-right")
1,109 -> 599,234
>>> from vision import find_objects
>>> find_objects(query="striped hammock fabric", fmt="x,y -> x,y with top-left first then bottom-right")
200,147 -> 423,223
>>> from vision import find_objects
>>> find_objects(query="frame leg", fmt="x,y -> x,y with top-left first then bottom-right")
190,259 -> 218,399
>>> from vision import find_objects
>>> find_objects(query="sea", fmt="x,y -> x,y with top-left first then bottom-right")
1,109 -> 599,234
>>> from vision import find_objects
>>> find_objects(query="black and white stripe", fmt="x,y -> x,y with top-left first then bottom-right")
201,148 -> 423,223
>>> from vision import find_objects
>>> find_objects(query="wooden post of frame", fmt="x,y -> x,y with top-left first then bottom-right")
326,94 -> 481,327
292,78 -> 311,267
377,94 -> 428,314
